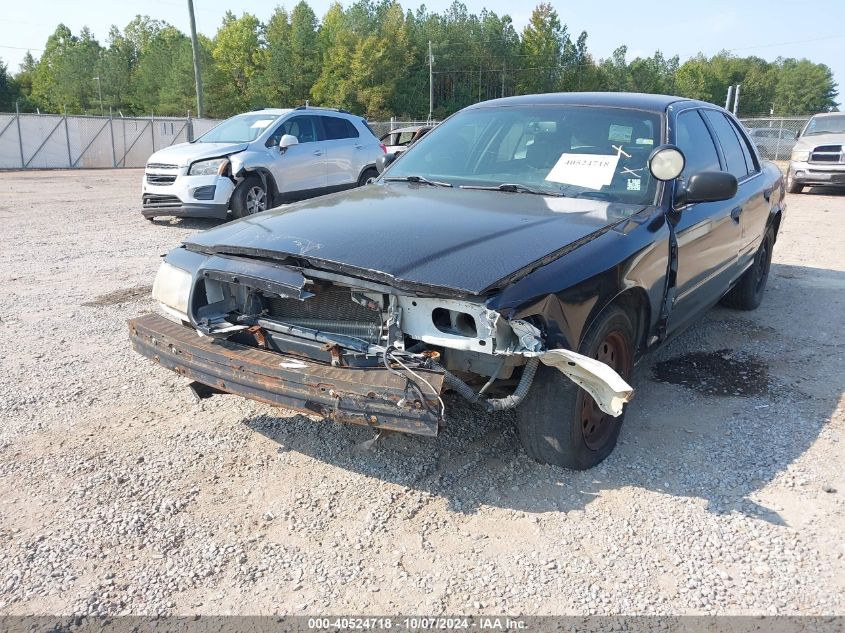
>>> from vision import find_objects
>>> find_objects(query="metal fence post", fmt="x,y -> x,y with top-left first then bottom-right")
109,108 -> 117,167
774,118 -> 784,161
151,113 -> 156,153
15,101 -> 24,168
63,107 -> 72,167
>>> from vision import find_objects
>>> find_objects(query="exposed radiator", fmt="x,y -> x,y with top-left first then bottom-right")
266,288 -> 382,344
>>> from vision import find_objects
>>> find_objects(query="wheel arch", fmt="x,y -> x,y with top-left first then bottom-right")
582,286 -> 651,360
235,167 -> 279,206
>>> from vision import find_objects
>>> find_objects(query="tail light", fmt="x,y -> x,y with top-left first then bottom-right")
379,143 -> 387,153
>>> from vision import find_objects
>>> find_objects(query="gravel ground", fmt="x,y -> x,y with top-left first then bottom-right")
0,169 -> 842,616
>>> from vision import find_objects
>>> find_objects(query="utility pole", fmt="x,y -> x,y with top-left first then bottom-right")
428,40 -> 433,122
93,76 -> 104,116
733,84 -> 741,116
187,0 -> 205,118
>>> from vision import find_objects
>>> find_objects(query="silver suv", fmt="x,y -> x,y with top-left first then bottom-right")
142,107 -> 385,220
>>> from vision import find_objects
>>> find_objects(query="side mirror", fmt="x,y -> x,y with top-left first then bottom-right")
279,134 -> 299,152
648,144 -> 685,181
376,152 -> 398,174
676,171 -> 738,206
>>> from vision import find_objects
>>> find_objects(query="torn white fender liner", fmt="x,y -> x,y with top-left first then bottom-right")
537,349 -> 634,417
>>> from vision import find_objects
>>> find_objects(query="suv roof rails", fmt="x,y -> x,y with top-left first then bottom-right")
295,105 -> 351,115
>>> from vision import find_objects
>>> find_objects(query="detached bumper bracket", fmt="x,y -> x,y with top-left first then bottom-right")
128,313 -> 443,436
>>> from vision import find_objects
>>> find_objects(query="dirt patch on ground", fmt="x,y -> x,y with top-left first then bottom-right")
652,349 -> 771,397
82,284 -> 153,307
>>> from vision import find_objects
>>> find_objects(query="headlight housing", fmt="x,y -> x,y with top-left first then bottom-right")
152,261 -> 192,318
790,149 -> 810,162
188,157 -> 229,176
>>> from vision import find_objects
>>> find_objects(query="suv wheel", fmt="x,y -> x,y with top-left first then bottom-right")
358,168 -> 379,186
231,176 -> 268,219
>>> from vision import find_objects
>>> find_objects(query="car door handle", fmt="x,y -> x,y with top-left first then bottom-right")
730,206 -> 743,222
313,150 -> 323,156
354,144 -> 363,149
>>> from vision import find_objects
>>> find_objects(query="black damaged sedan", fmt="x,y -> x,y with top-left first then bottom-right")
130,92 -> 785,469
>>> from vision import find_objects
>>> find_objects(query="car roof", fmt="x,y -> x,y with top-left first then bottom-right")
466,91 -> 707,113
240,108 -> 293,116
810,112 -> 844,118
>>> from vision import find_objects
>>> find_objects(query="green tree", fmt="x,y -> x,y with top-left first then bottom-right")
211,12 -> 266,111
289,2 -> 319,105
0,59 -> 21,111
258,7 -> 293,107
30,25 -> 104,113
311,3 -> 358,110
518,3 -> 567,95
773,59 -> 837,114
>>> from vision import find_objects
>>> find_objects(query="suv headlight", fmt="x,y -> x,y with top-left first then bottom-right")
790,149 -> 810,162
188,157 -> 229,176
152,261 -> 192,316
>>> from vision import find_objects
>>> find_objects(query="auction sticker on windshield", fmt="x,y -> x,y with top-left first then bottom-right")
545,153 -> 619,190
250,119 -> 275,129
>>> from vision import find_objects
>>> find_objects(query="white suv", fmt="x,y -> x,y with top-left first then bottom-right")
142,107 -> 385,220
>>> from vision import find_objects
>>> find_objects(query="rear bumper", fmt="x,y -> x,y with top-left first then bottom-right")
128,313 -> 443,436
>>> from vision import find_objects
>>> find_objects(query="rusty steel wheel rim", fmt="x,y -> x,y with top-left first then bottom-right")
580,331 -> 630,450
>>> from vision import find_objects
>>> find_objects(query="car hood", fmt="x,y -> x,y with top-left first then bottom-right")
146,142 -> 249,168
184,183 -> 644,296
793,133 -> 845,151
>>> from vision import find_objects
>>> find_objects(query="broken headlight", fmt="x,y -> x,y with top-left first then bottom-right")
152,261 -> 192,318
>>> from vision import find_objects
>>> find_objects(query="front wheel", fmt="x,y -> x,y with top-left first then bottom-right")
231,176 -> 269,219
516,305 -> 635,470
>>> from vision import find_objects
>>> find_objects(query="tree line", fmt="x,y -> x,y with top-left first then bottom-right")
0,1 -> 838,119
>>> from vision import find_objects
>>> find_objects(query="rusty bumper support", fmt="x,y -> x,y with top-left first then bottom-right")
128,313 -> 444,436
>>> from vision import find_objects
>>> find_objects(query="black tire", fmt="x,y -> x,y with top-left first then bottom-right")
786,169 -> 803,194
231,176 -> 269,219
357,167 -> 378,186
516,305 -> 635,470
720,227 -> 775,311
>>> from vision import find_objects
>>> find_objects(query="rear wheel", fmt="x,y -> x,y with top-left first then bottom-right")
786,169 -> 803,194
358,168 -> 379,186
720,227 -> 775,311
231,176 -> 268,219
516,305 -> 635,470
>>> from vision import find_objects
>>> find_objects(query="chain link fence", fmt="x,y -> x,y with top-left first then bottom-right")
0,112 -> 219,169
739,116 -> 810,161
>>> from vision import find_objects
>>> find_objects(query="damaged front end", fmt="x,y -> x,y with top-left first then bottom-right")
129,250 -> 633,436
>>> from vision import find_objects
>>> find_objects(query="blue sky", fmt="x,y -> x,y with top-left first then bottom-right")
2,0 -> 843,109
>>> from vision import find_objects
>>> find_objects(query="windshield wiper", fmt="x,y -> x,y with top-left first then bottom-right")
384,175 -> 453,188
459,183 -> 565,197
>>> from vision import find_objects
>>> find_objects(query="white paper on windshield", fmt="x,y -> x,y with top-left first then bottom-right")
545,153 -> 619,190
250,119 -> 275,129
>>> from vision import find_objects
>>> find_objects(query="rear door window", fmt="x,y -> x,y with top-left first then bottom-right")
322,116 -> 359,140
675,110 -> 721,178
702,110 -> 749,179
